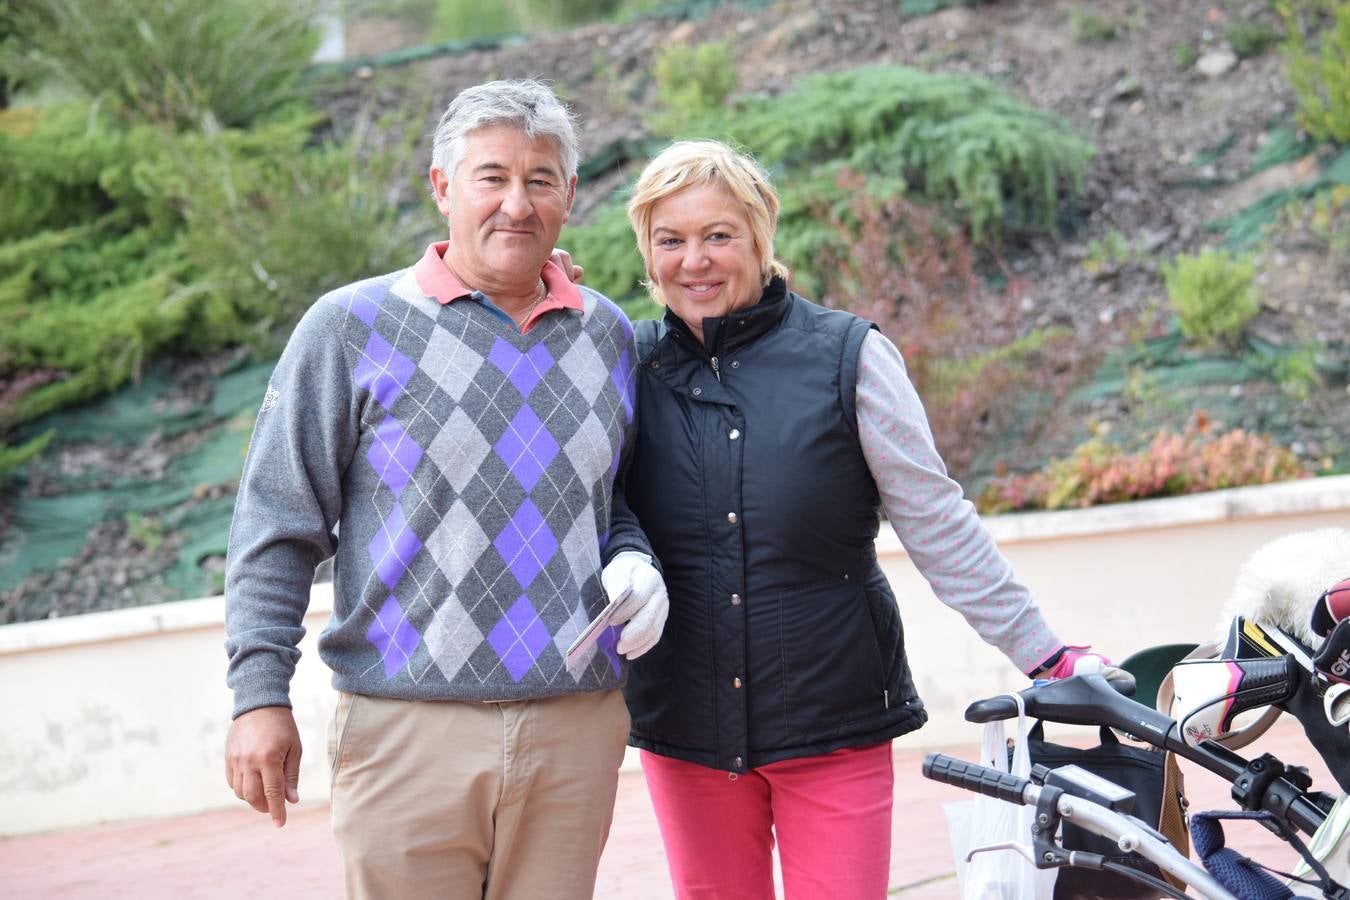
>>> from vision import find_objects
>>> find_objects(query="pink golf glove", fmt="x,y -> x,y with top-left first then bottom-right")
1042,645 -> 1113,679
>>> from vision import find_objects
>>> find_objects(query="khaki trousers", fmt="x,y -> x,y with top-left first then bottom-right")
328,689 -> 630,900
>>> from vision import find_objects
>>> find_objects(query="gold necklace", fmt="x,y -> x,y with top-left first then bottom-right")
513,279 -> 548,330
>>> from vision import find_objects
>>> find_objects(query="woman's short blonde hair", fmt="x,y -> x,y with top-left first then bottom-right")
627,140 -> 790,304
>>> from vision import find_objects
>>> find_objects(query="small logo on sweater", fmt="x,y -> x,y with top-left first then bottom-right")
260,384 -> 281,413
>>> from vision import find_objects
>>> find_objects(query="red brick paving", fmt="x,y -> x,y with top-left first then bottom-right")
0,720 -> 1333,898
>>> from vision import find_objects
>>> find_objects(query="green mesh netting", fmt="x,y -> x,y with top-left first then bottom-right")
1213,145 -> 1350,249
0,358 -> 271,607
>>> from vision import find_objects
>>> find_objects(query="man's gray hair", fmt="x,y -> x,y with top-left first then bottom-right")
431,79 -> 579,180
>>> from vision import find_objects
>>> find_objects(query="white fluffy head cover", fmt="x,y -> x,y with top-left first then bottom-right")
1217,528 -> 1350,649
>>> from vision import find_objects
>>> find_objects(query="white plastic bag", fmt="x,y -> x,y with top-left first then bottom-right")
944,693 -> 1058,900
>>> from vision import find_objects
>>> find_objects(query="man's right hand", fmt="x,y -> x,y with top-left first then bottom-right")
225,705 -> 302,827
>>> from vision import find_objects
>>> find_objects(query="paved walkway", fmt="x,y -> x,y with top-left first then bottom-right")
1,720 -> 1332,898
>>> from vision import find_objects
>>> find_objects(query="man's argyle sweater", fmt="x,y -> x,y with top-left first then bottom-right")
225,251 -> 647,718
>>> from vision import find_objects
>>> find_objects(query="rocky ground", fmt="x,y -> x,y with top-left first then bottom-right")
4,0 -> 1347,621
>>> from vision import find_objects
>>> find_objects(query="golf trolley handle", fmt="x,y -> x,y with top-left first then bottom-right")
922,753 -> 1238,899
923,752 -> 1032,806
965,674 -> 1328,835
965,673 -> 1165,733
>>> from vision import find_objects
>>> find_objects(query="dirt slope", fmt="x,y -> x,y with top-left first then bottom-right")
331,0 -> 1345,464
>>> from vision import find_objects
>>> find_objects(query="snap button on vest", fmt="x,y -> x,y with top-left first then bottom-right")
730,593 -> 742,606
692,387 -> 702,396
726,512 -> 738,524
728,428 -> 741,440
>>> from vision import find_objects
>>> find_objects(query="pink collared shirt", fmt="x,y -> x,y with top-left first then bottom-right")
412,240 -> 585,333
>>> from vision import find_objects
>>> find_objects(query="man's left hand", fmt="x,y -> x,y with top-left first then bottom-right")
601,551 -> 668,660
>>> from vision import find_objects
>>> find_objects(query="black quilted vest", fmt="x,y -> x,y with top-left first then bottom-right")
623,279 -> 927,773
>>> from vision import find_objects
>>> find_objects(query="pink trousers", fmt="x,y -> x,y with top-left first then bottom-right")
640,742 -> 894,899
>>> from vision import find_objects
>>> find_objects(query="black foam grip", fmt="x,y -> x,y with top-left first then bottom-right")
1227,655 -> 1299,720
922,752 -> 1029,805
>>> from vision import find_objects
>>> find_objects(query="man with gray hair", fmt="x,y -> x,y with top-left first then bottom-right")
223,78 -> 668,898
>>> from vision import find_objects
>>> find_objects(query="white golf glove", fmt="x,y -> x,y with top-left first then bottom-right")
602,551 -> 669,660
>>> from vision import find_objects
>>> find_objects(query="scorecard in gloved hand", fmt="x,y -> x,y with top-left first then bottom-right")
565,588 -> 631,667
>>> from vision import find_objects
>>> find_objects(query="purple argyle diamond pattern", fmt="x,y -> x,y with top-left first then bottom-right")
488,338 -> 556,396
355,332 -> 416,409
325,278 -> 385,326
368,503 -> 423,589
367,595 -> 421,678
488,595 -> 553,682
610,347 -> 634,423
366,418 -> 423,497
596,624 -> 623,678
495,406 -> 559,492
493,499 -> 557,588
600,294 -> 635,342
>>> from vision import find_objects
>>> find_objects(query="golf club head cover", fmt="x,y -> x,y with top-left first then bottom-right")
1221,614 -> 1315,669
1170,655 -> 1299,747
1310,577 -> 1350,639
1312,618 -> 1350,688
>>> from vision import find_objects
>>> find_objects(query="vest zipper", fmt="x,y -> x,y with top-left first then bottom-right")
710,355 -> 721,383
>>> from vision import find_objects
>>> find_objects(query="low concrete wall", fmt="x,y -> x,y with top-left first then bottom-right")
0,587 -> 336,837
3,475 -> 1348,836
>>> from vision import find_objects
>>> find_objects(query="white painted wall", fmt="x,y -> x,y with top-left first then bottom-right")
311,8 -> 345,63
0,587 -> 336,837
3,476 -> 1348,836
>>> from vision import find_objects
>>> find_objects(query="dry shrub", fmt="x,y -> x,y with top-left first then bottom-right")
816,171 -> 1089,482
978,412 -> 1312,513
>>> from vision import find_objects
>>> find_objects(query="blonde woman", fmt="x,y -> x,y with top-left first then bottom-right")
616,140 -> 1113,899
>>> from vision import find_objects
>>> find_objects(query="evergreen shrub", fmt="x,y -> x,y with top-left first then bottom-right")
0,104 -> 426,438
645,40 -> 737,137
167,113 -> 430,352
1161,248 -> 1261,349
1227,21 -> 1281,59
3,0 -> 321,130
687,64 -> 1093,242
567,64 -> 1094,302
1278,0 -> 1350,142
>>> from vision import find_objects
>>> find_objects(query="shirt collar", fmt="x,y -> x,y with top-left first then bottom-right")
665,276 -> 790,357
412,240 -> 585,327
